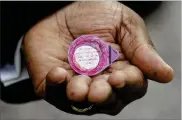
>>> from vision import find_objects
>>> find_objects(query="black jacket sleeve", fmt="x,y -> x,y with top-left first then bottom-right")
1,1 -> 74,66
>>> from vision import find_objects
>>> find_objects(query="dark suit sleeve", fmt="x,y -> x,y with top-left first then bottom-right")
1,1 -> 74,66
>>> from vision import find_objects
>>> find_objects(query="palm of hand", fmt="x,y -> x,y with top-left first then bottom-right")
24,2 -> 173,115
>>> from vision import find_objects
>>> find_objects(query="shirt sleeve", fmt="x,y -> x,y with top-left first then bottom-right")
0,36 -> 30,87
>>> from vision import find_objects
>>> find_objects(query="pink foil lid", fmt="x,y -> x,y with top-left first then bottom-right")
68,35 -> 120,76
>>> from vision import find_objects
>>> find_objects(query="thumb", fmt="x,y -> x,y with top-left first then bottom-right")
120,17 -> 174,83
130,43 -> 174,83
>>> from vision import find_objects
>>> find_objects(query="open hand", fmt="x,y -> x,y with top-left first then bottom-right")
24,1 -> 173,115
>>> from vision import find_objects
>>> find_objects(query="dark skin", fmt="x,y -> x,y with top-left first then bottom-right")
23,1 -> 174,115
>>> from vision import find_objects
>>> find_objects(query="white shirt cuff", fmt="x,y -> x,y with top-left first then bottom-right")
0,36 -> 30,87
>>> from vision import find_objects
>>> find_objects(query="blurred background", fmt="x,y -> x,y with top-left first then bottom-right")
0,1 -> 181,120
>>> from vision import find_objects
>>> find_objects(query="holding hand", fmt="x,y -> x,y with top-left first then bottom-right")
24,1 -> 173,115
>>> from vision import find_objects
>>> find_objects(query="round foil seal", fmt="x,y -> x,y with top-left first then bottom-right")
68,35 -> 120,76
